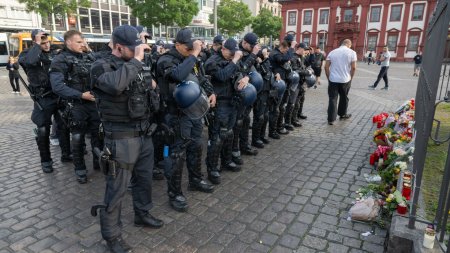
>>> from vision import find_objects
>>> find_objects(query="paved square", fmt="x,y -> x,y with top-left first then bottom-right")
0,62 -> 418,252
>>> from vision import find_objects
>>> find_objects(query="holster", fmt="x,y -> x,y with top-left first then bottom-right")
94,147 -> 117,177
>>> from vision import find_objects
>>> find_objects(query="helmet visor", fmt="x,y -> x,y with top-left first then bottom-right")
182,93 -> 210,120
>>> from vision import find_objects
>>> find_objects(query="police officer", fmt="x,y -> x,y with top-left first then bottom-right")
156,28 -> 216,212
286,43 -> 312,129
252,47 -> 272,148
269,37 -> 297,138
231,33 -> 260,166
204,38 -> 245,184
50,30 -> 102,184
19,29 -> 72,173
90,25 -> 163,253
208,35 -> 224,58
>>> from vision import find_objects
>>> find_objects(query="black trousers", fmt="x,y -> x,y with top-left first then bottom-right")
70,102 -> 103,174
9,76 -> 20,92
100,132 -> 154,241
373,66 -> 389,88
327,81 -> 351,122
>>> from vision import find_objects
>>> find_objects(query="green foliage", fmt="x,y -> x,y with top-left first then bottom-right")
251,8 -> 282,39
18,0 -> 90,17
209,0 -> 252,36
126,0 -> 199,28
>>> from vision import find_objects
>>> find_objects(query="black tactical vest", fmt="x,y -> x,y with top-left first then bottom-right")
96,60 -> 154,123
64,52 -> 95,92
205,54 -> 237,100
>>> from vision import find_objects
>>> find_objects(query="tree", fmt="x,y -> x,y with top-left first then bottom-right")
252,8 -> 282,45
126,0 -> 199,42
18,0 -> 91,41
209,0 -> 252,36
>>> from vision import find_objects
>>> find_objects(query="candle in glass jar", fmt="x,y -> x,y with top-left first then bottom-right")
397,202 -> 407,215
423,228 -> 436,249
402,183 -> 411,200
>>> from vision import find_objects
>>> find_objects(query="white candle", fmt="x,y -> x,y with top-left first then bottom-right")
423,232 -> 435,249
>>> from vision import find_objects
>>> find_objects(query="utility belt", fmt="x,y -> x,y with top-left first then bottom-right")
104,124 -> 157,140
31,86 -> 54,98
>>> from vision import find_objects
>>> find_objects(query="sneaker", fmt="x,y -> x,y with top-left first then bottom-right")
11,91 -> 16,94
50,138 -> 59,146
15,91 -> 20,94
381,87 -> 389,90
368,85 -> 377,90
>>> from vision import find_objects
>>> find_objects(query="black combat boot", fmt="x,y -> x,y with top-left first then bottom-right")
168,192 -> 188,212
188,177 -> 214,193
231,151 -> 244,165
106,237 -> 132,253
134,212 -> 164,228
222,161 -> 241,172
207,169 -> 221,185
41,160 -> 54,173
241,145 -> 258,156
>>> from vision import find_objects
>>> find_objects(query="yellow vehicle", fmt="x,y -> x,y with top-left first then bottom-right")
8,32 -> 63,57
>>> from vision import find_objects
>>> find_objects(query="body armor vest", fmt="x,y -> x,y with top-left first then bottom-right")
65,52 -> 95,92
98,69 -> 154,123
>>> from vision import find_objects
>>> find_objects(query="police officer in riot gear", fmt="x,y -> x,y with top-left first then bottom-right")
269,37 -> 297,138
19,29 -> 72,173
290,43 -> 313,128
204,38 -> 245,184
231,33 -> 260,166
90,25 -> 163,253
50,30 -> 103,184
208,35 -> 224,59
156,28 -> 216,212
252,47 -> 272,148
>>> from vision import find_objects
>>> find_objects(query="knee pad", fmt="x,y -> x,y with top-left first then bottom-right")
37,126 -> 50,138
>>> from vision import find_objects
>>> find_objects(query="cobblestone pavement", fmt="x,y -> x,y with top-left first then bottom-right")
0,62 -> 418,253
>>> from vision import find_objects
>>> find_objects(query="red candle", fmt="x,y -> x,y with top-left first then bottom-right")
402,183 -> 411,200
397,203 -> 407,215
370,154 -> 376,165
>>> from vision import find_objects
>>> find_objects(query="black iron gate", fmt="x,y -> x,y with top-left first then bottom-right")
408,0 -> 450,251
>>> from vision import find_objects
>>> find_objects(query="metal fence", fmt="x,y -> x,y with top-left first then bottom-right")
408,0 -> 450,252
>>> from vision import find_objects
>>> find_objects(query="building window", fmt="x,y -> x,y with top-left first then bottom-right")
302,34 -> 311,45
101,11 -> 111,33
90,10 -> 101,33
370,6 -> 381,22
407,34 -> 420,51
130,16 -> 137,27
319,9 -> 329,24
412,4 -> 425,21
120,13 -> 129,25
79,8 -> 90,32
390,5 -> 402,22
318,33 -> 327,50
387,34 -> 398,51
303,10 -> 312,25
344,9 -> 353,22
367,34 -> 378,51
288,11 -> 296,26
111,12 -> 120,29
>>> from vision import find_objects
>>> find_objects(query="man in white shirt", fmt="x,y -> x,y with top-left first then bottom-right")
369,47 -> 390,90
324,39 -> 357,125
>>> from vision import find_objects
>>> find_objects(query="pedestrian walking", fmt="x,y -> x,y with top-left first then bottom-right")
413,52 -> 422,77
367,51 -> 373,65
369,47 -> 391,90
6,56 -> 20,93
324,39 -> 357,125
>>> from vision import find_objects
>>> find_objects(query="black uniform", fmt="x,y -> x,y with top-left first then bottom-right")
204,52 -> 241,184
19,43 -> 71,172
289,52 -> 311,126
90,53 -> 163,249
156,47 -> 214,212
50,48 -> 103,183
232,43 -> 259,163
252,57 -> 272,146
269,47 -> 294,136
